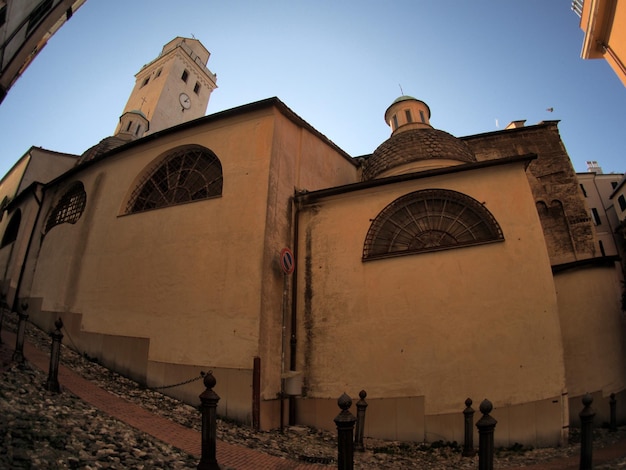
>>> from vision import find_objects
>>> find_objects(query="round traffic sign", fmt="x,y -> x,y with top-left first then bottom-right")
280,248 -> 295,274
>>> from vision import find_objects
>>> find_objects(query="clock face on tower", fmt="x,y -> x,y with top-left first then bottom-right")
179,93 -> 191,110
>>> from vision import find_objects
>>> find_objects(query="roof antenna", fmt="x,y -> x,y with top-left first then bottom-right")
399,84 -> 404,95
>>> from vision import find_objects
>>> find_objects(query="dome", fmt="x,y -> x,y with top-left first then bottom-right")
76,135 -> 132,166
362,127 -> 476,180
362,95 -> 477,180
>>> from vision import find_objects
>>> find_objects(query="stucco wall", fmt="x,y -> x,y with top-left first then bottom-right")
22,103 -> 359,426
554,263 -> 626,398
295,161 -> 567,443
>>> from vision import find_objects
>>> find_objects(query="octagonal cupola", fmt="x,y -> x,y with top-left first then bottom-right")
384,95 -> 432,133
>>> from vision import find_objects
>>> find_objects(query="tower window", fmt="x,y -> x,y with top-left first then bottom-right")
45,182 -> 87,234
126,121 -> 133,132
181,70 -> 189,82
392,114 -> 398,130
419,110 -> 426,123
363,189 -> 504,260
155,68 -> 162,78
141,77 -> 150,88
125,145 -> 223,214
194,82 -> 201,94
405,110 -> 413,123
136,124 -> 141,136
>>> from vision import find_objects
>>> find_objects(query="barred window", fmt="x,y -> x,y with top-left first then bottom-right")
125,145 -> 222,214
363,189 -> 504,260
45,182 -> 87,233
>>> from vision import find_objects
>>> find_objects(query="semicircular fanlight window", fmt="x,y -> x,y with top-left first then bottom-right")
126,145 -> 223,214
363,189 -> 503,260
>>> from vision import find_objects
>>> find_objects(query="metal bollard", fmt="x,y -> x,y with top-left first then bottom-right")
334,392 -> 357,470
609,393 -> 617,432
45,318 -> 64,393
12,302 -> 28,363
579,393 -> 595,470
197,370 -> 220,470
354,390 -> 368,452
462,397 -> 476,457
476,399 -> 497,470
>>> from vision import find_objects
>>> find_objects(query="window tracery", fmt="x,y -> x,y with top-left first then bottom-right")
363,189 -> 504,260
45,182 -> 87,233
125,145 -> 223,214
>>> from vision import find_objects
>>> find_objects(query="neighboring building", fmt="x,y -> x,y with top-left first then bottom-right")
577,168 -> 624,260
572,0 -> 626,86
1,38 -> 624,448
0,0 -> 87,104
610,174 -> 626,254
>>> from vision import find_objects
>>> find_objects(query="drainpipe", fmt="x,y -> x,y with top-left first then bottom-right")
288,195 -> 300,425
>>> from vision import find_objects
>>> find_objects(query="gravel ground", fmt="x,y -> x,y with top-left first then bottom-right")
1,313 -> 626,469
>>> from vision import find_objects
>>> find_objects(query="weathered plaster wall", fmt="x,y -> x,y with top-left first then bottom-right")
295,161 -> 567,444
23,103 -> 358,426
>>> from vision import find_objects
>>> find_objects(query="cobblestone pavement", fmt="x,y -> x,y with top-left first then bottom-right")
1,313 -> 626,469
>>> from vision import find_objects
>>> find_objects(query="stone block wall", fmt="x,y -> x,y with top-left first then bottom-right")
463,123 -> 597,265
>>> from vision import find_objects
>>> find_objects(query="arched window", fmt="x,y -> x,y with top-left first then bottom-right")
45,182 -> 87,233
1,210 -> 21,248
125,145 -> 223,214
363,189 -> 504,260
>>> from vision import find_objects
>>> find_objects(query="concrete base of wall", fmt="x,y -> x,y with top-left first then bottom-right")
24,299 -> 257,425
296,396 -> 425,442
146,360 -> 254,425
296,394 -> 565,447
568,390 -> 626,428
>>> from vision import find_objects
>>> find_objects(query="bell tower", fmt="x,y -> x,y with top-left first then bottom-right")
115,37 -> 217,136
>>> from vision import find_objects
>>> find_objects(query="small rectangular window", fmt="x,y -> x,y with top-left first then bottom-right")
405,110 -> 413,123
141,77 -> 150,88
419,110 -> 426,123
181,70 -> 189,82
155,68 -> 162,78
591,208 -> 601,225
194,82 -> 201,94
619,195 -> 626,211
580,184 -> 587,197
392,114 -> 398,130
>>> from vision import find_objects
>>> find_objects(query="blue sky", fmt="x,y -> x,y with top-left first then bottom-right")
1,0 -> 624,178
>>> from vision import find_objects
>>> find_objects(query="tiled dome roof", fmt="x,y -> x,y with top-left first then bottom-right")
76,135 -> 132,166
362,128 -> 476,180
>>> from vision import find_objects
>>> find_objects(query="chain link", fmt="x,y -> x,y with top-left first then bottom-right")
149,371 -> 206,390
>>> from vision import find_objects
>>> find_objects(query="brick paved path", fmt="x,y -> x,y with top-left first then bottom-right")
2,328 -> 626,469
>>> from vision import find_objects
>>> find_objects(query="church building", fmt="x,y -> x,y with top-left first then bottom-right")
0,37 -> 624,447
